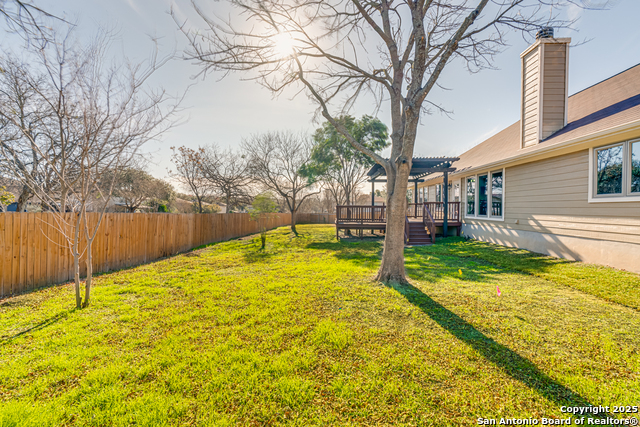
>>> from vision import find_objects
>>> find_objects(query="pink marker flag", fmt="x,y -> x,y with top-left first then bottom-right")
496,285 -> 502,297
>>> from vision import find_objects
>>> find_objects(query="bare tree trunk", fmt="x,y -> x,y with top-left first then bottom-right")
82,211 -> 94,307
72,214 -> 83,309
376,183 -> 408,282
375,152 -> 412,283
84,240 -> 93,307
16,185 -> 31,211
291,204 -> 297,235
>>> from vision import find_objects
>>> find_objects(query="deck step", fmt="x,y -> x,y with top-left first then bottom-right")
405,217 -> 433,245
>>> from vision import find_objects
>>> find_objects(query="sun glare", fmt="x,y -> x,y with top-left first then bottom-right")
271,32 -> 297,58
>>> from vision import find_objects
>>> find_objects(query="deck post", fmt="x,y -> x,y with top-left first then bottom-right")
443,171 -> 449,238
413,180 -> 418,217
371,180 -> 375,206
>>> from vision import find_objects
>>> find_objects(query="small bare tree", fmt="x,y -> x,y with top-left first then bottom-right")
0,57 -> 61,212
242,131 -> 319,234
199,145 -> 253,212
111,168 -> 175,213
0,27 -> 181,307
169,146 -> 214,213
176,0 -> 592,282
249,191 -> 279,249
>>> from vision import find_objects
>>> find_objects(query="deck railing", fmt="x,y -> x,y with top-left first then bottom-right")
336,205 -> 386,223
408,202 -> 460,222
337,202 -> 460,224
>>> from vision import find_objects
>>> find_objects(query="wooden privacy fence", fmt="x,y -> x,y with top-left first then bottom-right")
296,213 -> 336,224
0,212 -> 291,297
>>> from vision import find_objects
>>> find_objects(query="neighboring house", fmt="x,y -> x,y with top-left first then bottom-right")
420,32 -> 640,274
174,198 -> 222,214
371,196 -> 386,206
5,202 -> 20,212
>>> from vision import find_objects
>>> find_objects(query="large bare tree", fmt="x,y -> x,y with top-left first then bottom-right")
176,0 -> 585,282
0,27 -> 180,307
242,131 -> 319,234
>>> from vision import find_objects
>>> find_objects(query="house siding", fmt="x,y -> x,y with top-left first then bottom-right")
541,43 -> 567,139
461,149 -> 640,273
522,48 -> 540,148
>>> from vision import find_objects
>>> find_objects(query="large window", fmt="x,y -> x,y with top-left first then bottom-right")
632,141 -> 640,193
591,140 -> 640,201
436,184 -> 442,202
465,170 -> 505,220
596,144 -> 623,195
478,174 -> 488,216
466,178 -> 475,215
491,171 -> 503,216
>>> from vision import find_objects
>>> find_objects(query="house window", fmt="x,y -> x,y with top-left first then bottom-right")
454,183 -> 460,202
465,170 -> 505,220
436,184 -> 442,202
478,174 -> 488,216
632,141 -> 640,193
590,140 -> 640,201
491,171 -> 503,216
466,177 -> 475,215
596,144 -> 623,195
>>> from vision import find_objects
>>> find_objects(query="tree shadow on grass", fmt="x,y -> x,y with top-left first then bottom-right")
305,240 -> 382,265
427,238 -> 579,277
308,240 -> 511,285
385,281 -> 603,416
404,246 -> 518,285
0,310 -> 70,344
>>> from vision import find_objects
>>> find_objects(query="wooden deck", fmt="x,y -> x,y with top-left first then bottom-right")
335,202 -> 462,243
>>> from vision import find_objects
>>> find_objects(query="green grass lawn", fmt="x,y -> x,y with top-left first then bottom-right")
1,225 -> 639,426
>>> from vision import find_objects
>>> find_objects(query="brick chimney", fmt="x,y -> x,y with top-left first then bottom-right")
520,29 -> 570,148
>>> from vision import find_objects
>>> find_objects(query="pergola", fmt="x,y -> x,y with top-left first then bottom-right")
367,156 -> 459,235
367,157 -> 459,202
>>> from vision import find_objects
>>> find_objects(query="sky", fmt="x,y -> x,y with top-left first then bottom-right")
13,0 -> 640,189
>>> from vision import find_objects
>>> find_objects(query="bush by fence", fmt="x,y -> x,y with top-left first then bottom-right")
0,212 -> 291,297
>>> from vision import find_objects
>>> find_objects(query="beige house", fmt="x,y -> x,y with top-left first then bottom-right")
419,33 -> 640,274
